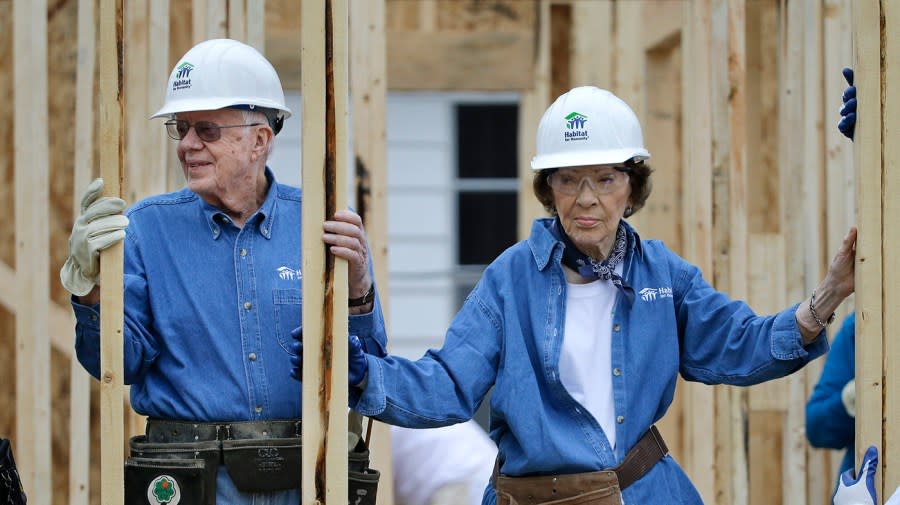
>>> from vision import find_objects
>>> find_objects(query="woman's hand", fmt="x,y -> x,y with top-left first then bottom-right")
797,227 -> 857,341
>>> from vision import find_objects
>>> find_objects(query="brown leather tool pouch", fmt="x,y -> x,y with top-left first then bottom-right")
494,470 -> 623,505
493,425 -> 668,505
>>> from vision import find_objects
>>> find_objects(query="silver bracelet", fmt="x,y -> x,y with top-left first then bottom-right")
809,289 -> 836,329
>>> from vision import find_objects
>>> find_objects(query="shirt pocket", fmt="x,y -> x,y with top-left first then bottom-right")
273,288 -> 302,354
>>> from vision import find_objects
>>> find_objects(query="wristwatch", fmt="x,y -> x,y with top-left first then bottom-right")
348,284 -> 375,307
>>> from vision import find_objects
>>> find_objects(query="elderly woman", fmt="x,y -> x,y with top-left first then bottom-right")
294,86 -> 857,504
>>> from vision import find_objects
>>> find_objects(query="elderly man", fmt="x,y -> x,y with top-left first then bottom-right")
59,38 -> 386,504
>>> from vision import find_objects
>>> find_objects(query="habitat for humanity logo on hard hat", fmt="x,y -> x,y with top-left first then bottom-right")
172,62 -> 194,91
564,112 -> 588,141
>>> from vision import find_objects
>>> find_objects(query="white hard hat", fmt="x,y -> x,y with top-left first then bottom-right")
530,86 -> 650,170
151,39 -> 292,127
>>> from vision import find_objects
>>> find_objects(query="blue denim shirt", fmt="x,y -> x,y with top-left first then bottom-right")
353,218 -> 827,504
71,169 -> 387,504
806,312 -> 856,477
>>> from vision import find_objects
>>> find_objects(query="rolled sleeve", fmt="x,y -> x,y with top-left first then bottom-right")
771,303 -> 829,361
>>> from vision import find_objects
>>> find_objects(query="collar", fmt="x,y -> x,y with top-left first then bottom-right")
202,167 -> 278,240
528,217 -> 643,271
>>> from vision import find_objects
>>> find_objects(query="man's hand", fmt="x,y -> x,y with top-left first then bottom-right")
289,327 -> 369,387
323,210 -> 373,310
59,178 -> 129,296
834,446 -> 878,505
839,67 -> 856,140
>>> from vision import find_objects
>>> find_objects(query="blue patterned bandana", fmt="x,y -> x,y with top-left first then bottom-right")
551,218 -> 635,306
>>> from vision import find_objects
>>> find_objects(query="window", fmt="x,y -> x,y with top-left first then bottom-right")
454,104 -> 519,306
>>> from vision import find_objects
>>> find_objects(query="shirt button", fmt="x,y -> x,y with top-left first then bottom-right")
90,315 -> 98,322
613,368 -> 622,377
255,406 -> 262,413
240,248 -> 248,257
613,324 -> 621,332
616,415 -> 625,424
243,302 -> 252,310
248,353 -> 257,361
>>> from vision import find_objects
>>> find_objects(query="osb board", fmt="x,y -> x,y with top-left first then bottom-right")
261,0 -> 536,90
748,410 -> 784,505
386,0 -> 536,32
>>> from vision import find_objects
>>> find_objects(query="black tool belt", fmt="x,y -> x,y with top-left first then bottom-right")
0,438 -> 27,505
125,418 -> 379,505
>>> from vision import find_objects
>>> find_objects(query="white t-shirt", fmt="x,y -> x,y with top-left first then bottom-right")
558,275 -> 618,450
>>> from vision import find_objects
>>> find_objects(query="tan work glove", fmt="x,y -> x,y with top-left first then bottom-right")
841,378 -> 856,418
59,178 -> 129,296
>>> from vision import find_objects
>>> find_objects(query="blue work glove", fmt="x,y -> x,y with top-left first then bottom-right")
838,67 -> 856,140
289,327 -> 369,387
833,445 -> 878,505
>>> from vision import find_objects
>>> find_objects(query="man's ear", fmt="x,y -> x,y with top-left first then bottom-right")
252,125 -> 273,160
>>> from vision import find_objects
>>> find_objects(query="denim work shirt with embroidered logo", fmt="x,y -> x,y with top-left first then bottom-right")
71,169 -> 388,505
352,217 -> 828,505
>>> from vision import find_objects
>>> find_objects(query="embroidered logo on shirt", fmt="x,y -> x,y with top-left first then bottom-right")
640,287 -> 673,302
277,266 -> 301,281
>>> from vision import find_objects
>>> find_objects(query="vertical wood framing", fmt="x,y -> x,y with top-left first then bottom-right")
98,0 -> 126,503
247,0 -> 266,51
569,0 -> 612,89
777,0 -> 811,502
301,1 -> 350,504
228,0 -> 247,42
517,0 -> 551,241
148,0 -> 171,197
69,0 -> 97,502
680,0 -> 717,501
13,0 -> 51,502
349,1 -> 395,503
852,0 -> 884,497
880,0 -> 900,493
823,0 -> 855,323
125,0 -> 150,203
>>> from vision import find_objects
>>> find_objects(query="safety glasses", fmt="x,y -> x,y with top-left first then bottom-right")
548,167 -> 631,196
164,119 -> 264,142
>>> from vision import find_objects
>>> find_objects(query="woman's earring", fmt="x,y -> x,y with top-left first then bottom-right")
625,206 -> 633,217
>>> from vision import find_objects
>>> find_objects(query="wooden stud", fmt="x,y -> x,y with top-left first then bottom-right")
228,0 -> 247,42
517,0 -> 551,241
569,0 -> 612,88
776,0 -> 812,502
852,0 -> 883,497
301,1 -> 350,503
148,0 -> 171,196
125,0 -> 149,204
69,0 -> 97,502
247,0 -> 266,52
680,0 -> 717,501
349,1 -> 395,503
98,0 -> 126,502
13,0 -> 51,502
881,0 -> 900,493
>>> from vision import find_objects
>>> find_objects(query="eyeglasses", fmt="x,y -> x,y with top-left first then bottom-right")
164,119 -> 264,142
548,168 -> 631,196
